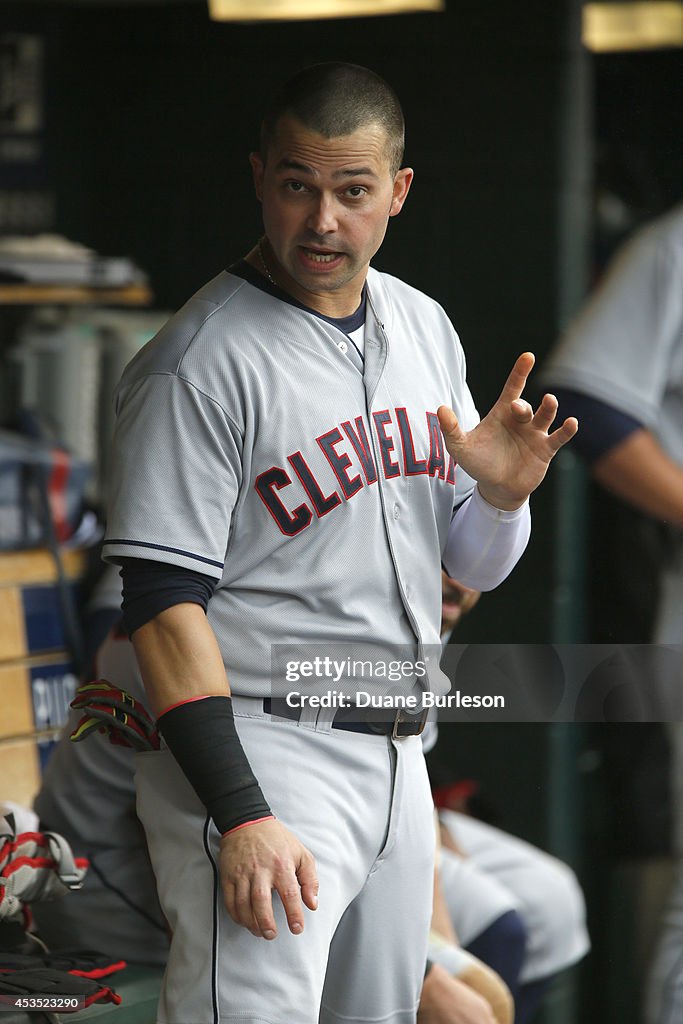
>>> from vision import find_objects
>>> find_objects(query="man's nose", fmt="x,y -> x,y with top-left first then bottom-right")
306,194 -> 338,234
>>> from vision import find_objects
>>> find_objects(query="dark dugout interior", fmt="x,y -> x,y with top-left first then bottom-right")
1,3 -> 682,1021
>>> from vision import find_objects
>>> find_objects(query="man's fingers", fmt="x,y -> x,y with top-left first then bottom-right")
250,873 -> 278,940
531,393 -> 559,431
275,878 -> 306,936
223,880 -> 261,937
225,876 -> 276,937
547,416 -> 579,454
512,393 -> 578,460
219,826 -> 317,940
437,405 -> 463,443
222,879 -> 237,922
233,875 -> 257,930
300,882 -> 319,912
510,398 -> 533,422
297,853 -> 319,912
499,351 -> 535,403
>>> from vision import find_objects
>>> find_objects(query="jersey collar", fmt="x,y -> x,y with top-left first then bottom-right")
229,259 -> 367,335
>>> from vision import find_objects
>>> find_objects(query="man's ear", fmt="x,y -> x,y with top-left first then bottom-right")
250,151 -> 264,202
389,167 -> 414,217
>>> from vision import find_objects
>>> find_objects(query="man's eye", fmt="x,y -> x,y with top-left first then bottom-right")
346,186 -> 367,198
286,181 -> 307,193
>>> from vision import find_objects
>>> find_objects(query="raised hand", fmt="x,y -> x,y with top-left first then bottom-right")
437,352 -> 578,510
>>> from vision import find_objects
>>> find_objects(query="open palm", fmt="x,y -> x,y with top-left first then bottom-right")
438,352 -> 578,510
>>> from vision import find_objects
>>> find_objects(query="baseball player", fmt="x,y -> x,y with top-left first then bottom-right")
33,616 -> 168,967
33,623 -> 509,1024
101,62 -> 577,1024
434,809 -> 590,1022
423,588 -> 590,1024
541,201 -> 683,1024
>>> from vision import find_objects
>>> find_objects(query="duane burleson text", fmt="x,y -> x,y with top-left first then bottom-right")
284,691 -> 505,709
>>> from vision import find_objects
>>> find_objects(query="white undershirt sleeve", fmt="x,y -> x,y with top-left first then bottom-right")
442,486 -> 531,591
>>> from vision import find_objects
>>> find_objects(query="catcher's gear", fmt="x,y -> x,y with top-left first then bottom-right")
0,950 -> 126,980
0,819 -> 88,924
0,967 -> 122,1009
70,680 -> 160,752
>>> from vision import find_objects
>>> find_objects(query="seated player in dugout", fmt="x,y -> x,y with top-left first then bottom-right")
70,63 -> 578,1024
426,576 -> 590,1024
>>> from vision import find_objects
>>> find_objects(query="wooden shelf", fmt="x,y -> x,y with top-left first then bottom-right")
0,282 -> 152,306
0,547 -> 88,586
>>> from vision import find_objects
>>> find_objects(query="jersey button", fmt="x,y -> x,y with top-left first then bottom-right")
393,503 -> 400,519
337,340 -> 348,354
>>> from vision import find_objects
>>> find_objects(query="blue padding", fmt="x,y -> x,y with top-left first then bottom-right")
22,586 -> 66,652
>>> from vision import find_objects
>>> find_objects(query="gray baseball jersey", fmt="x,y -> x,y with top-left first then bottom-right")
541,204 -> 683,647
543,206 -> 683,1024
103,265 -> 479,697
99,263 -> 488,1024
541,203 -> 683,468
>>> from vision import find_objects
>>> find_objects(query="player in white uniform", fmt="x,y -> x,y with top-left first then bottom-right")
101,63 -> 577,1024
422,583 -> 590,1023
434,809 -> 590,1020
33,579 -> 587,1022
34,621 -> 510,1024
541,201 -> 683,1024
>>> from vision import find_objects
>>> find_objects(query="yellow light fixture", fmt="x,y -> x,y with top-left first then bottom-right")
583,2 -> 683,51
208,0 -> 444,21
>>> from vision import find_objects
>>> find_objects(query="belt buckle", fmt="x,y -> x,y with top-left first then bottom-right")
391,708 -> 427,739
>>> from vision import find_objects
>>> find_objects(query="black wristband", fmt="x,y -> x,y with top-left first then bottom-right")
157,696 -> 272,835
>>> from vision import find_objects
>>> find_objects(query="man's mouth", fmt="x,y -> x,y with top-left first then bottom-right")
299,246 -> 344,266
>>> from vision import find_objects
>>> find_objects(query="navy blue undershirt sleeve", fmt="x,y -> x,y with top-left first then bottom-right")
552,386 -> 645,465
119,557 -> 216,638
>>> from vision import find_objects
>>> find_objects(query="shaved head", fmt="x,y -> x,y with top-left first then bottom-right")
261,62 -> 405,177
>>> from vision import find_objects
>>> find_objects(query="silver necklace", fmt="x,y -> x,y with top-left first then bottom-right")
257,238 -> 275,284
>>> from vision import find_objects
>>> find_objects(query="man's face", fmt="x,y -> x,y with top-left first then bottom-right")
250,116 -> 413,316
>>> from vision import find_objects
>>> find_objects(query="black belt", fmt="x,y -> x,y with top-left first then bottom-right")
263,698 -> 427,738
